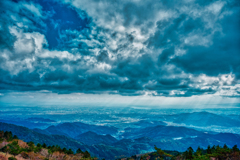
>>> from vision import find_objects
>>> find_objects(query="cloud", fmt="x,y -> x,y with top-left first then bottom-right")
0,0 -> 239,98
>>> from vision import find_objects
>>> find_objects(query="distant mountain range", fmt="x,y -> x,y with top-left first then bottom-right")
159,111 -> 240,127
75,131 -> 118,145
36,122 -> 119,138
1,118 -> 240,160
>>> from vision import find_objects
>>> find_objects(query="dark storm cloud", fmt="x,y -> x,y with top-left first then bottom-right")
173,9 -> 240,76
0,0 -> 240,97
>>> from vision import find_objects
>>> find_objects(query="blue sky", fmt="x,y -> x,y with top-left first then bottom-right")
0,0 -> 240,106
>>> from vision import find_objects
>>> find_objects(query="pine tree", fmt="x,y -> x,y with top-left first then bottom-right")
207,145 -> 212,154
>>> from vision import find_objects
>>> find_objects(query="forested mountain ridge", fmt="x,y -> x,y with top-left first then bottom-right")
0,130 -> 94,160
1,130 -> 240,160
1,121 -> 240,160
118,145 -> 240,160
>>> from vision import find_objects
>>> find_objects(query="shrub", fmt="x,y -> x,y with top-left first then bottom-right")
21,152 -> 29,159
83,151 -> 91,158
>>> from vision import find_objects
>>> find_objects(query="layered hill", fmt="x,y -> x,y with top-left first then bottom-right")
1,120 -> 240,159
160,111 -> 240,127
0,130 -> 94,160
75,131 -> 118,145
37,122 -> 118,138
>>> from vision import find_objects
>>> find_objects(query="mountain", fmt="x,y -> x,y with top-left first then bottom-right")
118,145 -> 240,160
0,122 -> 135,159
0,122 -> 86,151
26,117 -> 56,123
122,125 -> 240,151
0,118 -> 50,129
122,125 -> 206,139
75,131 -> 118,145
112,138 -> 153,155
1,121 -> 240,159
40,122 -> 118,138
0,131 -> 94,160
132,120 -> 167,128
161,111 -> 240,127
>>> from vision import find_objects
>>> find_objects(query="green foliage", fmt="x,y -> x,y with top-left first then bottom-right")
232,145 -> 239,152
20,152 -> 29,159
171,144 -> 240,160
37,143 -> 42,148
207,145 -> 212,154
0,130 -> 94,160
13,135 -> 18,139
8,157 -> 17,160
66,148 -> 74,154
154,145 -> 170,158
83,151 -> 91,158
42,143 -> 47,148
34,146 -> 42,153
76,148 -> 83,154
4,131 -> 13,141
195,146 -> 202,157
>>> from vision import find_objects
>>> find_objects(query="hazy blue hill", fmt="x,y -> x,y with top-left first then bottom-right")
122,125 -> 206,139
132,120 -> 167,128
26,117 -> 56,123
75,131 -> 118,145
121,124 -> 240,151
163,111 -> 240,127
41,122 -> 118,138
210,132 -> 240,145
44,125 -> 71,137
0,122 -> 133,159
112,138 -> 153,153
1,121 -> 240,159
0,118 -> 49,129
0,122 -> 86,149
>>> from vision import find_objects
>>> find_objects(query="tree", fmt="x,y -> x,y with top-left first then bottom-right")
28,141 -> 35,152
48,149 -> 53,158
211,145 -> 216,153
223,144 -> 228,150
62,147 -> 67,153
232,145 -> 239,152
13,135 -> 18,139
42,143 -> 47,148
195,146 -> 202,156
186,147 -> 194,160
67,148 -> 74,154
10,149 -> 20,158
83,151 -> 91,158
154,145 -> 165,158
21,152 -> 29,159
4,131 -> 13,141
76,148 -> 83,154
207,145 -> 212,154
12,141 -> 18,146
2,146 -> 10,156
37,143 -> 42,148
28,141 -> 34,147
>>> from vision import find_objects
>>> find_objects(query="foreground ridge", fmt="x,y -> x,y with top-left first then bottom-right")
0,130 -> 96,160
1,130 -> 240,160
119,145 -> 240,160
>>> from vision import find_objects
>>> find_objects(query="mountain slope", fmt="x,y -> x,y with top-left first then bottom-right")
163,111 -> 240,127
0,122 -> 135,159
122,125 -> 206,139
41,122 -> 118,138
75,131 -> 118,145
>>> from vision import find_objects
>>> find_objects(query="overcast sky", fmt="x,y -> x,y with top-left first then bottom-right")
0,0 -> 240,106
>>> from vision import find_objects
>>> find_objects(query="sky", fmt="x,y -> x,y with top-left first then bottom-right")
0,0 -> 240,106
